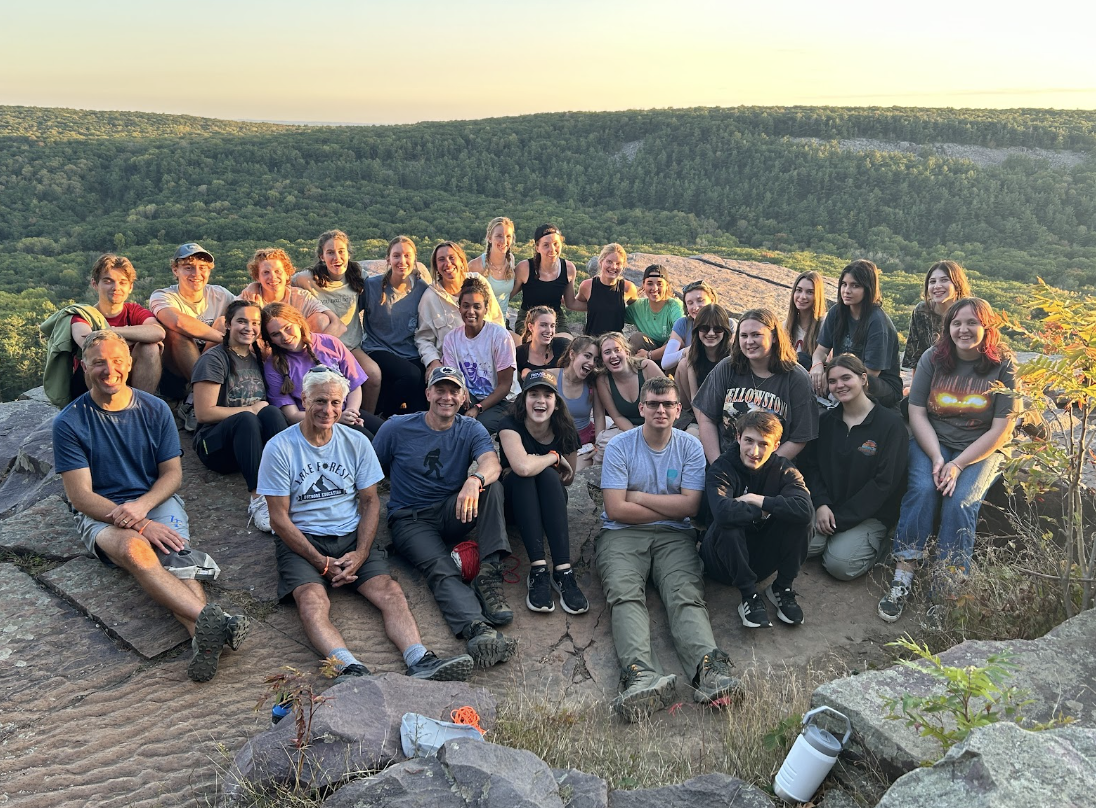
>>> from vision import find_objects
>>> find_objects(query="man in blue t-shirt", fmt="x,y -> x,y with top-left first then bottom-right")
597,376 -> 738,721
257,367 -> 473,683
372,366 -> 517,669
53,330 -> 251,683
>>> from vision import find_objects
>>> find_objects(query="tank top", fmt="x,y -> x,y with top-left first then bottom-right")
557,374 -> 593,430
607,367 -> 646,423
521,258 -> 569,320
585,277 -> 626,336
694,352 -> 719,390
481,252 -> 516,310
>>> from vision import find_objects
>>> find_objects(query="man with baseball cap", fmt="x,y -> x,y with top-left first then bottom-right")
371,366 -> 518,668
149,243 -> 236,388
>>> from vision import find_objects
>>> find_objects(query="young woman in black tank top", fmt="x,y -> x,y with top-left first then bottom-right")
684,304 -> 733,434
514,224 -> 580,336
575,243 -> 638,336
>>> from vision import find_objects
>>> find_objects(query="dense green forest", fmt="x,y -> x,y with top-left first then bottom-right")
0,104 -> 1092,398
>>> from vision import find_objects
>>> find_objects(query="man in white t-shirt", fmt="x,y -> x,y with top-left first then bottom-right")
149,243 -> 236,382
257,367 -> 473,682
597,376 -> 739,721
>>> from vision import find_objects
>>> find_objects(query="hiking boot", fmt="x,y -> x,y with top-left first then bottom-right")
610,664 -> 678,722
738,592 -> 771,628
462,621 -> 518,668
692,649 -> 741,704
187,604 -> 228,683
765,584 -> 804,626
552,568 -> 590,615
526,565 -> 554,613
247,495 -> 272,532
223,613 -> 252,651
333,663 -> 370,683
406,651 -> 474,682
472,562 -> 514,626
878,580 -> 910,623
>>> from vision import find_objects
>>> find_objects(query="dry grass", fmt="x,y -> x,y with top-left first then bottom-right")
493,656 -> 849,794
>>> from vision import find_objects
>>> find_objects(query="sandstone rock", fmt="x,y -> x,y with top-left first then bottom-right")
438,738 -> 563,807
607,773 -> 774,808
229,672 -> 497,794
39,555 -> 190,657
811,608 -> 1096,780
322,758 -> 464,808
0,562 -> 141,726
876,722 -> 1096,808
553,767 -> 610,808
0,494 -> 83,559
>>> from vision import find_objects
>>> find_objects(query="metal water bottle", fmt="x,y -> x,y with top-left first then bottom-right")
773,706 -> 852,803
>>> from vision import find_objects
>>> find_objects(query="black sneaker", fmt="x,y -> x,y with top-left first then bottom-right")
472,562 -> 514,626
878,579 -> 910,623
738,592 -> 771,628
765,584 -> 804,626
406,650 -> 474,682
186,604 -> 228,683
333,662 -> 370,683
462,621 -> 518,668
692,649 -> 741,704
526,565 -> 554,613
552,568 -> 590,615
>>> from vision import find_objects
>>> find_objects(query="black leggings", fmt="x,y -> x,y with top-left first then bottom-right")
503,468 -> 570,566
370,350 -> 428,417
700,518 -> 809,595
195,406 -> 289,491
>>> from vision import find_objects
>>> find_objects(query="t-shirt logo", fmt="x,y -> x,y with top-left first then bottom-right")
423,448 -> 443,480
857,440 -> 878,457
298,473 -> 345,502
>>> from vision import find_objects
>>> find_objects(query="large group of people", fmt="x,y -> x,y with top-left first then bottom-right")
49,223 -> 1023,722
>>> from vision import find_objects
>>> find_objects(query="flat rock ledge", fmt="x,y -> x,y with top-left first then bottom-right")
811,608 -> 1096,780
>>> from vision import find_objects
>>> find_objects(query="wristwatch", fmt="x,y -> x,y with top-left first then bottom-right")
469,472 -> 486,490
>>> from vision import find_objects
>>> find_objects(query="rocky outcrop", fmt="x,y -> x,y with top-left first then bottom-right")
607,773 -> 773,807
876,722 -> 1096,807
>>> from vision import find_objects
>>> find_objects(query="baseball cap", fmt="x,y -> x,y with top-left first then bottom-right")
427,366 -> 466,391
522,369 -> 558,392
173,242 -> 215,263
643,264 -> 668,281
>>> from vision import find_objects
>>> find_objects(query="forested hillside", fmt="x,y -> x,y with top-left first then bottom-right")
0,104 -> 1093,397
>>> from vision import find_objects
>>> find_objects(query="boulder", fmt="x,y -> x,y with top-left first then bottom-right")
228,672 -> 497,794
0,398 -> 56,476
322,758 -> 464,808
876,722 -> 1096,807
607,773 -> 774,808
0,413 -> 63,516
810,608 -> 1096,780
438,738 -> 564,807
553,767 -> 610,808
0,494 -> 84,559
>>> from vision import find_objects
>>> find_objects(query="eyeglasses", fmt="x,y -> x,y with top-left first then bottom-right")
642,400 -> 681,410
306,365 -> 346,380
698,325 -> 725,335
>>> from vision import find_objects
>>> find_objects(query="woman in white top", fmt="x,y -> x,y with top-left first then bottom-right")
467,217 -> 517,330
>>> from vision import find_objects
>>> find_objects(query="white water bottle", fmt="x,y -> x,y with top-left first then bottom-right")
773,706 -> 852,804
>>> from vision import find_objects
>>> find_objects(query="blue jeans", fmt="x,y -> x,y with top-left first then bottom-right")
893,438 -> 1002,570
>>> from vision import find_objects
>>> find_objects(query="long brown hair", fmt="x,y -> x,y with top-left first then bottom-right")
520,305 -> 557,346
932,297 -> 1009,375
832,259 -> 883,354
729,308 -> 798,374
785,270 -> 826,356
310,229 -> 365,294
922,260 -> 971,308
383,235 -> 422,290
688,304 -> 733,376
509,385 -> 580,456
261,302 -> 320,396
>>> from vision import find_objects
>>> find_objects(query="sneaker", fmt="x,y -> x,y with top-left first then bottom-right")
333,662 -> 371,683
223,613 -> 252,651
178,399 -> 197,433
878,580 -> 910,623
765,584 -> 804,626
472,562 -> 514,626
526,565 -> 555,613
406,650 -> 474,681
610,664 -> 678,722
692,649 -> 741,704
187,603 -> 228,683
552,568 -> 590,615
247,495 -> 272,532
738,592 -> 771,628
462,621 -> 518,668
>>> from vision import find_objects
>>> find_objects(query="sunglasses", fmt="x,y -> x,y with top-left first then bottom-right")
698,325 -> 725,335
642,400 -> 681,410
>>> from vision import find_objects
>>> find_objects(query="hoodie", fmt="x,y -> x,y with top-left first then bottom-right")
706,443 -> 812,529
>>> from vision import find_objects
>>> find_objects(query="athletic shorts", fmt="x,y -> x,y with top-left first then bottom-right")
275,530 -> 391,601
76,494 -> 191,560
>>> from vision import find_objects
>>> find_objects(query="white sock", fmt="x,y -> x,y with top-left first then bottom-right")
895,569 -> 914,589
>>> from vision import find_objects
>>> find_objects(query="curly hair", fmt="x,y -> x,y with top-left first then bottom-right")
932,297 -> 1009,375
261,302 -> 320,396
729,308 -> 798,374
458,276 -> 493,306
247,247 -> 295,281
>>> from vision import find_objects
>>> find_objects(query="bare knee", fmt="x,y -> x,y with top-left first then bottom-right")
293,583 -> 332,620
110,533 -> 161,572
362,576 -> 408,613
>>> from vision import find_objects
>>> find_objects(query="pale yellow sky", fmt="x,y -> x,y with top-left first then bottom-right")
3,0 -> 1094,123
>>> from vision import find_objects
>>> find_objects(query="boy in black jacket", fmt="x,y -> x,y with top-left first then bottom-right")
699,411 -> 812,627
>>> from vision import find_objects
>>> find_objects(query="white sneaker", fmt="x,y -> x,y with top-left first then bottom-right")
248,495 -> 271,532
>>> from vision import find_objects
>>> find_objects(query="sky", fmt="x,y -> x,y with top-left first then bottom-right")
3,0 -> 1095,124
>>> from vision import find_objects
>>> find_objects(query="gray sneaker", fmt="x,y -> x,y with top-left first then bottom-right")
878,580 -> 911,623
611,665 -> 678,722
224,613 -> 252,651
187,604 -> 228,683
247,495 -> 272,532
692,650 -> 740,704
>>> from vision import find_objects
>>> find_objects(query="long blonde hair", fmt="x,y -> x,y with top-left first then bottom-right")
484,217 -> 516,280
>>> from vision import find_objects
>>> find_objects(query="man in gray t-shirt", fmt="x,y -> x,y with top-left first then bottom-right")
596,376 -> 738,721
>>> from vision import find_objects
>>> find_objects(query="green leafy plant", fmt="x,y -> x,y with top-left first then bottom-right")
882,636 -> 1069,759
762,713 -> 803,752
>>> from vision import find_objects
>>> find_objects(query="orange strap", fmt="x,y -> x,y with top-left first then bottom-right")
450,706 -> 485,735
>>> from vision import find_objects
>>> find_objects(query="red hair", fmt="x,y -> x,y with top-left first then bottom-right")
932,297 -> 1007,374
